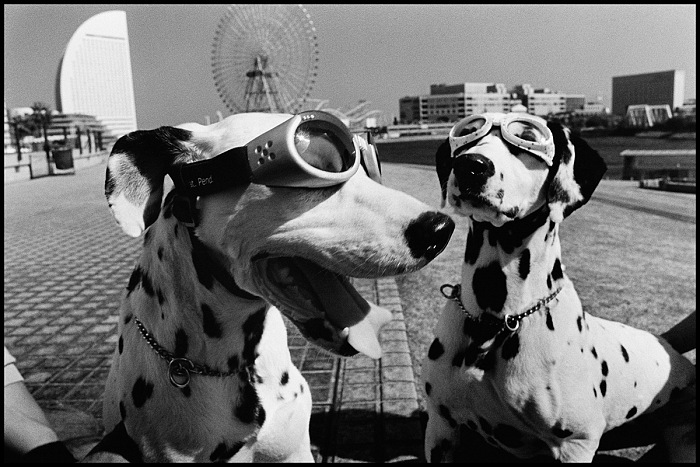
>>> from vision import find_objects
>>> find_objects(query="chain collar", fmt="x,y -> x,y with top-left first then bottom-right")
134,317 -> 239,389
440,284 -> 562,333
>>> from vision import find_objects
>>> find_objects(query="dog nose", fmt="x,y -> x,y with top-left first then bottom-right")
453,153 -> 495,189
405,212 -> 455,261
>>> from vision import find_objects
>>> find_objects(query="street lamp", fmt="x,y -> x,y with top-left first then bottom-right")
40,109 -> 51,173
9,120 -> 23,162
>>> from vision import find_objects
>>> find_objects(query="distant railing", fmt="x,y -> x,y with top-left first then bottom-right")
620,149 -> 696,180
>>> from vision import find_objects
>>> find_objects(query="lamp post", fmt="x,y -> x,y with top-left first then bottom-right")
9,120 -> 23,162
40,109 -> 51,173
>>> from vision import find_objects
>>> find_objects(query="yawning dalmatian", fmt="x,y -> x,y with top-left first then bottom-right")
83,111 -> 454,462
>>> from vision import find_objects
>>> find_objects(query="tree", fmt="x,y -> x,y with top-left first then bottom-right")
28,102 -> 53,156
8,114 -> 33,161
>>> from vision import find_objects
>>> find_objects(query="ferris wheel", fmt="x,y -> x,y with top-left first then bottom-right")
212,4 -> 319,115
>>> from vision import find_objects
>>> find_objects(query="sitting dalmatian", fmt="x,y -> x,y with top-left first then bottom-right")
422,112 -> 696,462
83,111 -> 454,462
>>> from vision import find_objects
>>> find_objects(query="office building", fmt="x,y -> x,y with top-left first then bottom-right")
55,10 -> 138,138
399,82 -> 591,123
611,70 -> 685,116
400,83 -> 521,123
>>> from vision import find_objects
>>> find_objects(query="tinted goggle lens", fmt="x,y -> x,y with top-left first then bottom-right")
455,117 -> 487,137
294,122 -> 354,173
504,120 -> 550,146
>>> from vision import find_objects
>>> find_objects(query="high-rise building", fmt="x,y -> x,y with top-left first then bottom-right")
611,70 -> 685,117
55,10 -> 137,139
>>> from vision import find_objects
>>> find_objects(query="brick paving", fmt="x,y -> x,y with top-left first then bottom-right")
4,163 -> 424,462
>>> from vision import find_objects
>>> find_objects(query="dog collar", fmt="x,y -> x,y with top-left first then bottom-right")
440,284 -> 562,332
134,317 -> 243,388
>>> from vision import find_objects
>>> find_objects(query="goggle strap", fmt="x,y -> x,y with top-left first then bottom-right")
170,147 -> 252,197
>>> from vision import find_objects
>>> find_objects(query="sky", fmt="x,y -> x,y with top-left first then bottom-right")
4,4 -> 697,129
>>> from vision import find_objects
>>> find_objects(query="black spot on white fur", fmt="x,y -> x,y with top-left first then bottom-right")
210,441 -> 245,462
501,333 -> 520,360
280,371 -> 289,386
620,344 -> 629,362
126,266 -> 141,294
464,225 -> 484,265
242,308 -> 266,364
132,377 -> 154,408
428,338 -> 445,360
551,258 -> 563,281
518,249 -> 530,280
140,269 -> 155,296
201,303 -> 223,338
235,373 -> 264,425
472,262 -> 507,312
545,310 -> 555,331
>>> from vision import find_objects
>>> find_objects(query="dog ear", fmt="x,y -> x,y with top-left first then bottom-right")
546,122 -> 607,223
435,138 -> 452,208
105,126 -> 193,237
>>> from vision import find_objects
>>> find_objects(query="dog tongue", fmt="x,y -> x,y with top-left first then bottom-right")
295,259 -> 392,359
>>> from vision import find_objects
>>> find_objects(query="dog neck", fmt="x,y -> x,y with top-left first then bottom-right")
460,206 -> 565,321
124,198 -> 267,377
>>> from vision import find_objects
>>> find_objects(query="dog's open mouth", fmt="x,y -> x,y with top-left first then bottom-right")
252,256 -> 392,358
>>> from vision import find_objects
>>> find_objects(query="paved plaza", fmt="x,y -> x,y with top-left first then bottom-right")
5,160 -> 696,462
4,163 -> 423,462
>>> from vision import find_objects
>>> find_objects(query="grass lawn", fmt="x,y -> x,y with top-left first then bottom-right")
376,134 -> 696,179
379,161 -> 695,460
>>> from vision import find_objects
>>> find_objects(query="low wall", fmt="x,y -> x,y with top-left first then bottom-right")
4,150 -> 109,184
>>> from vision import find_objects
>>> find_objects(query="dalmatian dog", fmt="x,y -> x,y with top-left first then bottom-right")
82,112 -> 454,462
422,112 -> 695,462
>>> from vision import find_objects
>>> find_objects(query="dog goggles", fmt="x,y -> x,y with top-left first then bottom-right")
449,112 -> 554,166
171,111 -> 381,197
